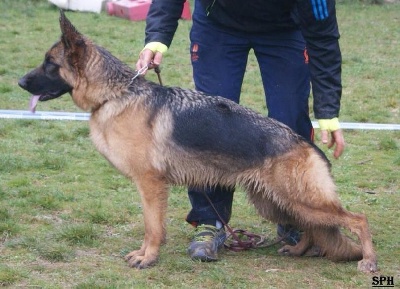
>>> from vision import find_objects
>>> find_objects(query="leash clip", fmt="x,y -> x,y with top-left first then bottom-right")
132,64 -> 149,81
130,63 -> 163,86
128,64 -> 149,87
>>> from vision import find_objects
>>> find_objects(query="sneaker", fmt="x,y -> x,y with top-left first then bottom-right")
188,224 -> 226,262
277,224 -> 300,245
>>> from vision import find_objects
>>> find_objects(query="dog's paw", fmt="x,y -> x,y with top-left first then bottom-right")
125,250 -> 158,269
124,249 -> 143,260
277,245 -> 295,256
357,259 -> 378,273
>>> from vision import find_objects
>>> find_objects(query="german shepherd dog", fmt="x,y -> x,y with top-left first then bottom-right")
18,11 -> 377,272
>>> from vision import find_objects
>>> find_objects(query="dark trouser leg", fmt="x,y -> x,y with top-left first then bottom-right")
187,2 -> 250,225
252,30 -> 313,243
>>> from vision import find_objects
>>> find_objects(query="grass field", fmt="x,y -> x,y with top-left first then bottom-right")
0,0 -> 399,288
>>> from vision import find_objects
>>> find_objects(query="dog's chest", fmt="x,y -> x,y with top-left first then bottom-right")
89,121 -> 109,157
88,108 -> 159,179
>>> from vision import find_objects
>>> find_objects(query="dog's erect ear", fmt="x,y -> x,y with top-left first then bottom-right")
59,10 -> 87,72
59,10 -> 86,49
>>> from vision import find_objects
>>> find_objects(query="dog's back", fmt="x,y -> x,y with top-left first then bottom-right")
131,83 -> 316,184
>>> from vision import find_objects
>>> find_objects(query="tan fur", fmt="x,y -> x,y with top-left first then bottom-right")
18,12 -> 378,272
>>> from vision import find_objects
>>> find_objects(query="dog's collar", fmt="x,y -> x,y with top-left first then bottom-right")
91,99 -> 109,114
92,64 -> 148,113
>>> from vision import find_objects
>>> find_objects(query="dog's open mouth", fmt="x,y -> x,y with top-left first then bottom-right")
29,94 -> 58,113
29,95 -> 40,113
28,89 -> 71,113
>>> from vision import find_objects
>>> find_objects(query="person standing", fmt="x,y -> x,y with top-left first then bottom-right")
136,0 -> 345,262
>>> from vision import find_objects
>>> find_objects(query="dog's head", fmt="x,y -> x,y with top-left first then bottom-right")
18,10 -> 88,112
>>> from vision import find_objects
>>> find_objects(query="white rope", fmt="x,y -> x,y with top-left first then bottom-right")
1,110 -> 399,130
0,110 -> 90,121
311,121 -> 400,130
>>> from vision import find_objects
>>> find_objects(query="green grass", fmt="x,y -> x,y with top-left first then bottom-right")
0,0 -> 399,288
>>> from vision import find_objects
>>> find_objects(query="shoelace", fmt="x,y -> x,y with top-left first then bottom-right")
193,224 -> 220,242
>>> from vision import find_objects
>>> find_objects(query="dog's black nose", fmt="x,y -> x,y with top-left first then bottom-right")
18,77 -> 27,89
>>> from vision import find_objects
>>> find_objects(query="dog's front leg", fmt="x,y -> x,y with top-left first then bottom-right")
125,172 -> 168,269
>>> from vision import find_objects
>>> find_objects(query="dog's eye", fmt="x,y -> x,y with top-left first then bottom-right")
44,61 -> 59,75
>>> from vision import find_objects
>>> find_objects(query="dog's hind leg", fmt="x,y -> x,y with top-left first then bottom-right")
310,225 -> 362,261
263,148 -> 377,272
124,171 -> 168,269
278,231 -> 315,257
335,211 -> 377,272
290,203 -> 377,272
247,173 -> 376,271
247,188 -> 318,257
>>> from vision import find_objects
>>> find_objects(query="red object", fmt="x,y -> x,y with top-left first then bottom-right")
107,0 -> 191,21
181,0 -> 192,20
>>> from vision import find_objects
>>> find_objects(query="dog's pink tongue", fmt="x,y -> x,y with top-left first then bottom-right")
29,95 -> 40,113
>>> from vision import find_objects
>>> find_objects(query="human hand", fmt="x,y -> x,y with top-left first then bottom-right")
318,118 -> 345,159
136,42 -> 168,73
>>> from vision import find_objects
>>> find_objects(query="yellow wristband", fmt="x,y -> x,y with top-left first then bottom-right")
318,117 -> 340,132
143,42 -> 168,54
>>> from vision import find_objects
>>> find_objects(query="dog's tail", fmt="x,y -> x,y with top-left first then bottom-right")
312,226 -> 363,262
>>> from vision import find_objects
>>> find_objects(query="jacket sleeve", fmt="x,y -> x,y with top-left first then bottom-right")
294,0 -> 342,119
145,0 -> 186,47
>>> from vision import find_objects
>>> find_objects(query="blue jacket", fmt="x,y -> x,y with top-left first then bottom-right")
145,0 -> 342,119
